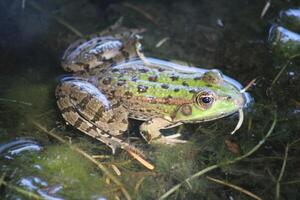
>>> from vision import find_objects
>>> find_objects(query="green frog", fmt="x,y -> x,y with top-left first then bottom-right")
56,30 -> 249,154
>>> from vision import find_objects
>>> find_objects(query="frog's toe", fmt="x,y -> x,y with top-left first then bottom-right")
165,133 -> 181,139
152,136 -> 187,145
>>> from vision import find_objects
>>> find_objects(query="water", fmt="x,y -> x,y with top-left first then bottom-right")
0,0 -> 300,199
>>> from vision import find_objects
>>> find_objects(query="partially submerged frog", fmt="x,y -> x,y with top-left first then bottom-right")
56,30 -> 249,154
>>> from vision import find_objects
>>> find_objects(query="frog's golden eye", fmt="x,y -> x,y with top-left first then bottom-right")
195,91 -> 215,109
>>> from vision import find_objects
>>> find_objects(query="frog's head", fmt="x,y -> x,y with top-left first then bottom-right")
172,70 -> 248,123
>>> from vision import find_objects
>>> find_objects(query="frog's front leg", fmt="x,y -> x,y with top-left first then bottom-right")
56,79 -> 131,153
140,118 -> 187,145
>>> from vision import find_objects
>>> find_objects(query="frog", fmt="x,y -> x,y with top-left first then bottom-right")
55,29 -> 249,154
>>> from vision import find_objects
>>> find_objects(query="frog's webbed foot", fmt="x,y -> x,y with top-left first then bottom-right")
140,118 -> 187,145
56,79 -> 131,153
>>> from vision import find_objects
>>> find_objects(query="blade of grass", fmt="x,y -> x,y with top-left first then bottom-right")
271,54 -> 300,86
123,2 -> 159,26
206,176 -> 262,200
159,111 -> 277,200
28,1 -> 83,37
275,145 -> 289,200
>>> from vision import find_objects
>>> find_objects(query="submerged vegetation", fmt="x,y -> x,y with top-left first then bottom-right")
0,0 -> 300,199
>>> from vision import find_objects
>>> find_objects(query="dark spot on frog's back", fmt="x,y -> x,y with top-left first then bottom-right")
182,81 -> 189,86
117,79 -> 126,86
158,68 -> 165,72
161,84 -> 169,89
139,68 -> 149,73
148,75 -> 158,82
102,77 -> 112,85
137,85 -> 148,93
131,76 -> 138,82
170,75 -> 179,81
174,88 -> 180,92
111,68 -> 119,72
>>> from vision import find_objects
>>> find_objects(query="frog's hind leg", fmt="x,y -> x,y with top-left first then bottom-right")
61,30 -> 144,73
56,79 -> 131,154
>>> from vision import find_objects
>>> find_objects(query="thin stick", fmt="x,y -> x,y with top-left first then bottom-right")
0,97 -> 32,106
127,150 -> 155,170
275,145 -> 289,200
261,0 -> 271,18
206,176 -> 262,200
282,180 -> 300,185
156,37 -> 169,48
123,3 -> 159,25
159,112 -> 277,200
240,78 -> 256,93
32,121 -> 132,200
271,61 -> 290,86
28,1 -> 83,37
271,54 -> 300,86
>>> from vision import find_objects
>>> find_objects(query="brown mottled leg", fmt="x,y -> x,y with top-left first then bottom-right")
56,79 -> 130,153
140,118 -> 187,145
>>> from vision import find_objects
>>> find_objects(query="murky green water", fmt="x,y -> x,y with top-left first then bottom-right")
0,0 -> 300,199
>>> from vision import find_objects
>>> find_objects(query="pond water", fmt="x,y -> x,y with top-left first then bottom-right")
0,0 -> 300,199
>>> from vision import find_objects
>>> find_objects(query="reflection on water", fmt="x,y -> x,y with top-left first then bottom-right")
20,177 -> 63,200
0,138 -> 42,159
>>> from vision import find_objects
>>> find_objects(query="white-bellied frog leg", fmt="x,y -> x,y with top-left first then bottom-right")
140,118 -> 187,145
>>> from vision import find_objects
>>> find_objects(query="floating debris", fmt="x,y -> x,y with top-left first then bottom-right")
155,37 -> 170,48
261,0 -> 271,18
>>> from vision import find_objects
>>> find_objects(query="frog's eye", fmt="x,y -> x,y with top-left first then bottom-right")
195,91 -> 215,109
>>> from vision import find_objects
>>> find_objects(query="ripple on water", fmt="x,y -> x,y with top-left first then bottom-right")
0,138 -> 43,159
20,176 -> 64,200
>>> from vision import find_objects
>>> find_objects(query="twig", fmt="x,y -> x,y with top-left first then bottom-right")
282,180 -> 300,185
289,138 -> 300,147
275,145 -> 289,200
123,2 -> 159,25
271,54 -> 300,86
0,97 -> 32,106
134,176 -> 146,194
159,111 -> 277,200
206,176 -> 262,200
155,37 -> 169,48
32,121 -> 132,200
28,1 -> 83,37
0,176 -> 42,199
261,0 -> 271,18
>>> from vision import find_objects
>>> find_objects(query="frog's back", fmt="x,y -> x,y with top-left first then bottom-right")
95,58 -> 244,121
